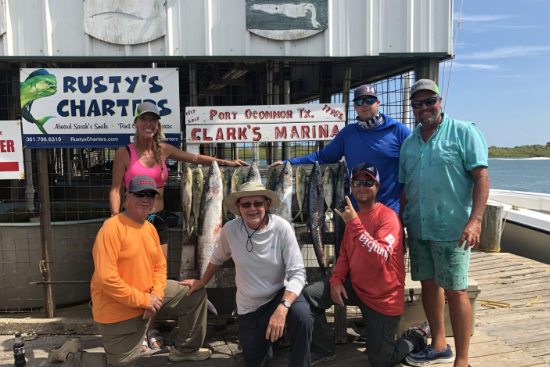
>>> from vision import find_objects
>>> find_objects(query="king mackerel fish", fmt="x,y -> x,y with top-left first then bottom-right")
308,161 -> 327,276
273,161 -> 293,224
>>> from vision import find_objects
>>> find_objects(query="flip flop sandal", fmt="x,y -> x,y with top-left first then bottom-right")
141,337 -> 148,353
147,329 -> 164,350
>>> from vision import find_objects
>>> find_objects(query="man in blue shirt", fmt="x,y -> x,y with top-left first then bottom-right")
399,79 -> 490,367
271,84 -> 411,214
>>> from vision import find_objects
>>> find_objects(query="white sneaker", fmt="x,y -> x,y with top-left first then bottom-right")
48,337 -> 81,363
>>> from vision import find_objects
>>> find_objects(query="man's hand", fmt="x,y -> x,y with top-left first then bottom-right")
334,196 -> 358,223
143,293 -> 163,319
178,279 -> 203,296
270,161 -> 284,167
227,159 -> 250,167
330,284 -> 348,307
458,218 -> 482,250
266,305 -> 288,342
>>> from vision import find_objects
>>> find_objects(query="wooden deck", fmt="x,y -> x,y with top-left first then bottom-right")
7,251 -> 550,366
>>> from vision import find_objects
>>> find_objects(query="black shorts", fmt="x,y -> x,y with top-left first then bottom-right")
148,210 -> 169,245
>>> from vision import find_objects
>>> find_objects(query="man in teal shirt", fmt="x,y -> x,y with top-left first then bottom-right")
398,79 -> 490,367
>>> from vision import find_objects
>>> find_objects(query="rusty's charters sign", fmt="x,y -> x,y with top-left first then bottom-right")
185,104 -> 345,144
246,0 -> 328,40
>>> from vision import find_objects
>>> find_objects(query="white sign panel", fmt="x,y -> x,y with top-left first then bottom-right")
0,121 -> 24,179
186,104 -> 345,143
20,68 -> 180,148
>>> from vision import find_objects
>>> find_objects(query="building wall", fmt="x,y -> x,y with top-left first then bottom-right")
0,0 -> 452,59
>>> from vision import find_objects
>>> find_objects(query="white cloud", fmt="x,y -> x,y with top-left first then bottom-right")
455,14 -> 513,22
452,62 -> 499,70
460,46 -> 550,60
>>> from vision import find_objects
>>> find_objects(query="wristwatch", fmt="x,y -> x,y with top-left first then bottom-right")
280,300 -> 291,309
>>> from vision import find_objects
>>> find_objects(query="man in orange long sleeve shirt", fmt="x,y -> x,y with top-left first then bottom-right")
49,175 -> 211,366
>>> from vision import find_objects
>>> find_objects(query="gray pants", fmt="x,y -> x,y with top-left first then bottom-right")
62,280 -> 208,367
303,278 -> 420,367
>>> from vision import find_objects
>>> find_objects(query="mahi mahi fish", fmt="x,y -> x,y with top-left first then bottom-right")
293,166 -> 306,222
323,166 -> 334,215
197,162 -> 223,316
273,161 -> 293,224
20,69 -> 58,134
333,160 -> 349,262
190,167 -> 204,238
180,166 -> 193,234
308,161 -> 326,276
221,167 -> 232,221
266,166 -> 279,192
247,161 -> 262,183
231,168 -> 245,193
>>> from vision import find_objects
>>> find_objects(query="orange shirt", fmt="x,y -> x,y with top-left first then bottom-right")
91,214 -> 167,324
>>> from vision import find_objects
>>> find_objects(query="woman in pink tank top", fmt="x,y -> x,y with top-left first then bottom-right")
109,102 -> 248,351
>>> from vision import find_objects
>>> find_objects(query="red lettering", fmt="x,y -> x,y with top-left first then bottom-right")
298,108 -> 304,118
191,128 -> 201,141
245,109 -> 252,119
286,110 -> 293,118
290,126 -> 299,139
203,129 -> 213,141
215,128 -> 224,141
227,127 -> 236,140
266,111 -> 272,119
219,112 -> 225,120
312,125 -> 316,139
232,112 -> 237,119
0,141 -> 5,152
7,140 -> 14,152
322,104 -> 330,111
238,127 -> 248,140
275,126 -> 287,139
330,125 -> 340,137
300,126 -> 310,139
224,112 -> 231,120
210,109 -> 217,120
319,125 -> 328,138
252,127 -> 261,141
253,111 -> 258,119
259,111 -> 265,119
279,111 -> 285,118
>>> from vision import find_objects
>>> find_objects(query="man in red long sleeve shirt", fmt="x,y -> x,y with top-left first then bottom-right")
304,163 -> 428,367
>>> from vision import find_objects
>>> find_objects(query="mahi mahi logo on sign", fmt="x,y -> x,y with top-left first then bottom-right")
246,0 -> 328,41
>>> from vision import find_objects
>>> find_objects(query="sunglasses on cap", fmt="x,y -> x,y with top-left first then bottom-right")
411,96 -> 441,109
238,201 -> 266,209
354,97 -> 378,106
351,180 -> 377,188
132,191 -> 157,199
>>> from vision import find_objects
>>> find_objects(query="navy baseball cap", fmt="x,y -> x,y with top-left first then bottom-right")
351,162 -> 380,182
353,84 -> 378,101
128,175 -> 160,195
134,102 -> 161,119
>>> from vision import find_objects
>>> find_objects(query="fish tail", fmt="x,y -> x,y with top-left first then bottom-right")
293,210 -> 302,221
300,212 -> 304,222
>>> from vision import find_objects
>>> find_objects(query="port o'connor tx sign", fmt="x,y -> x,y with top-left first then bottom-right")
185,104 -> 345,152
20,68 -> 180,148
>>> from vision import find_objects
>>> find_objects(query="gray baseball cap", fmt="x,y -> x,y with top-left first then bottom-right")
128,175 -> 160,195
410,79 -> 440,98
353,84 -> 378,101
134,102 -> 161,119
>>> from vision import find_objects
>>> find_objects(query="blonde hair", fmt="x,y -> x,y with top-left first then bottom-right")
134,116 -> 166,181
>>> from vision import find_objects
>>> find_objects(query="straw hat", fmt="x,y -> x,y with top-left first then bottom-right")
224,181 -> 281,216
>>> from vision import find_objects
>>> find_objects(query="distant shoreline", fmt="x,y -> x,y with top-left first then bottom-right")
489,143 -> 550,158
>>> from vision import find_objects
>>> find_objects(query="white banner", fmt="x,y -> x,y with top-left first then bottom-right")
0,121 -> 25,179
20,68 -> 180,148
185,103 -> 345,143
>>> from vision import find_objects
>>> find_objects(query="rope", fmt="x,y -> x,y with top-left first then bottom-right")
443,0 -> 465,112
478,296 -> 541,309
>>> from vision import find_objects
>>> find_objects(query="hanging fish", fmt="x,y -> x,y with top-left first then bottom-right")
333,160 -> 349,262
266,166 -> 279,192
180,166 -> 193,234
293,166 -> 306,222
247,161 -> 262,183
190,167 -> 204,238
221,167 -> 232,221
273,161 -> 293,224
323,166 -> 334,216
308,162 -> 326,276
231,168 -> 245,193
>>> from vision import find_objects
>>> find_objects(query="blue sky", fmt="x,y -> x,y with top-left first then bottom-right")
440,0 -> 550,148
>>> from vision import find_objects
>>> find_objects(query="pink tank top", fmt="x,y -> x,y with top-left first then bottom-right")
124,144 -> 168,189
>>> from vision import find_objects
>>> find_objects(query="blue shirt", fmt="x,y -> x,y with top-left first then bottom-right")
398,114 -> 488,241
285,114 -> 411,213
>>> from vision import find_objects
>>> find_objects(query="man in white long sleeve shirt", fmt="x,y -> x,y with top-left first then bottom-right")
181,181 -> 313,367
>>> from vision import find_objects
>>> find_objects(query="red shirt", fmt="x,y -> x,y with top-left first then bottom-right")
330,203 -> 405,316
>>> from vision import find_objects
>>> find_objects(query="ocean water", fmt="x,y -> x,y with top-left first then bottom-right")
488,158 -> 550,194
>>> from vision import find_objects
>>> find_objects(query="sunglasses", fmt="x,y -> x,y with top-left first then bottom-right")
411,96 -> 440,109
238,201 -> 266,209
132,191 -> 157,199
354,97 -> 378,106
351,180 -> 377,188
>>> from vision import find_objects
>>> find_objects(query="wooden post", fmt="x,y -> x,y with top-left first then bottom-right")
479,202 -> 503,252
37,149 -> 56,318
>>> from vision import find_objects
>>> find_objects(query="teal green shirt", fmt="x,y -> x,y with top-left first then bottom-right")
398,114 -> 488,241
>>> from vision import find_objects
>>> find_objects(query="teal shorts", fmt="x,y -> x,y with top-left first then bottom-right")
408,238 -> 471,290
